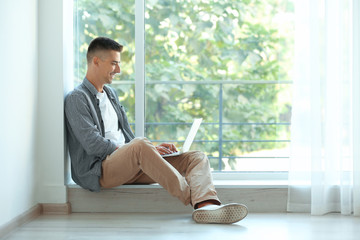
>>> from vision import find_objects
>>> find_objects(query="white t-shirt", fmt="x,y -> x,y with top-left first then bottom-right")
96,91 -> 125,147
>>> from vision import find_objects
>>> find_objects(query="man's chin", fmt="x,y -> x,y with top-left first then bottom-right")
109,75 -> 117,82
108,77 -> 115,84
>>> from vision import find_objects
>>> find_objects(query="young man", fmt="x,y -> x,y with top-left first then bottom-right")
65,37 -> 248,224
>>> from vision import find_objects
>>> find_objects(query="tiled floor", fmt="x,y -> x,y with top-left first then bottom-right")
2,212 -> 360,240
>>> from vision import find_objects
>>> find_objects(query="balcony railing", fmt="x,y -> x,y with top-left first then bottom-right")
109,79 -> 292,171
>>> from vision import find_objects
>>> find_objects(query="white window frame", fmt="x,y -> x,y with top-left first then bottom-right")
135,0 -> 145,137
67,0 -> 290,184
133,0 -> 287,182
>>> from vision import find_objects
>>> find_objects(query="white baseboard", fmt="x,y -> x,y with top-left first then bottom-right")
0,204 -> 41,238
41,203 -> 72,215
0,203 -> 71,239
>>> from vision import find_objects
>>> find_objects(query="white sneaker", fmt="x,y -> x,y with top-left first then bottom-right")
192,203 -> 248,224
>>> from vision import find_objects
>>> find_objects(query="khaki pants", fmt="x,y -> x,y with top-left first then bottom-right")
100,137 -> 220,208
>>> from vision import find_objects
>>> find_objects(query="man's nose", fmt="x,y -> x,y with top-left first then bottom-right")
115,64 -> 121,73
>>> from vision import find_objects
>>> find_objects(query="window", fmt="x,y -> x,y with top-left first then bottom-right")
74,0 -> 136,122
74,0 -> 294,174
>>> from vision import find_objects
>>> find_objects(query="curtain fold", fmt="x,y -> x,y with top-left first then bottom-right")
352,0 -> 360,216
287,0 -> 360,215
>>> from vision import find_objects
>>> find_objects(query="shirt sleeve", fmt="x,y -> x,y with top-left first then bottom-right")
65,91 -> 117,160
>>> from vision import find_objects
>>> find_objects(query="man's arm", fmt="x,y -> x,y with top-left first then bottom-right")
65,92 -> 117,159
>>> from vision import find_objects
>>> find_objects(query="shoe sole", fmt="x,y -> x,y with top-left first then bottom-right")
192,203 -> 248,224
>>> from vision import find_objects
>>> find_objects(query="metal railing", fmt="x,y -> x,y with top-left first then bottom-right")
112,79 -> 292,171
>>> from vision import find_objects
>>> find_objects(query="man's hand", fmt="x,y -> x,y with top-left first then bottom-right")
156,143 -> 178,155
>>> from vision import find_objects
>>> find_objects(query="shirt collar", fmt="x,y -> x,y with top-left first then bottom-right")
83,77 -> 99,97
82,77 -> 115,100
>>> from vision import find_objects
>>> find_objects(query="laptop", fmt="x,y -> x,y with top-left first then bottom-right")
162,118 -> 203,157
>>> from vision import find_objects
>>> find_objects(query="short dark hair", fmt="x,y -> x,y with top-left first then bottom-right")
87,37 -> 123,63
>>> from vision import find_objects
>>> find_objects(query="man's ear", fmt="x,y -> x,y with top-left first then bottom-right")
93,56 -> 100,66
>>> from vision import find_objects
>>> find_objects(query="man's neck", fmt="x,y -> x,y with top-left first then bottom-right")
86,74 -> 104,92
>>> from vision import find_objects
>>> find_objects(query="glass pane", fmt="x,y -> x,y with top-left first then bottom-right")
144,83 -> 220,163
223,83 -> 292,124
146,121 -> 218,145
145,0 -> 294,172
222,141 -> 290,158
74,0 -> 135,119
221,141 -> 290,171
145,0 -> 294,82
221,157 -> 290,172
145,83 -> 219,123
111,83 -> 135,123
223,124 -> 291,142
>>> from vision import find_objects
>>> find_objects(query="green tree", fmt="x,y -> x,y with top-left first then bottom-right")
74,0 -> 294,171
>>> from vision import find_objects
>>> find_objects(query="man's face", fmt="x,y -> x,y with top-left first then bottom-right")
97,50 -> 121,85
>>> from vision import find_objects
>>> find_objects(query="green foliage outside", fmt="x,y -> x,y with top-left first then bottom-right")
74,0 -> 294,171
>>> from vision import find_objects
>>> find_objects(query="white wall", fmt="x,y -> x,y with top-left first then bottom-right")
0,0 -> 71,228
0,0 -> 39,227
36,0 -> 70,203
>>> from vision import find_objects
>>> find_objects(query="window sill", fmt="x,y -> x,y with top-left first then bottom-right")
67,181 -> 288,213
66,179 -> 288,189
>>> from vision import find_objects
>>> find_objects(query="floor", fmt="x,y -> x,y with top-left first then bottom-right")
2,213 -> 360,240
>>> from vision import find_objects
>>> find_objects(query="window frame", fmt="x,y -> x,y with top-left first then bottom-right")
135,0 -> 289,180
70,0 -> 291,182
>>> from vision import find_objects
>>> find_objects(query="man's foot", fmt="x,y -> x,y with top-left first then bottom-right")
192,203 -> 248,224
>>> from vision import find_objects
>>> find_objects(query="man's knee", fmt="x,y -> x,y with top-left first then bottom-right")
130,137 -> 149,145
192,150 -> 207,158
129,137 -> 154,152
187,151 -> 209,166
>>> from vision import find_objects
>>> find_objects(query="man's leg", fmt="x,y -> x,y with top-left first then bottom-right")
100,137 -> 191,205
100,137 -> 247,223
165,151 -> 248,224
163,151 -> 221,208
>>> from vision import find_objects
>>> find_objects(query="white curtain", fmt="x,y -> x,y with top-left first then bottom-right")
287,0 -> 360,215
